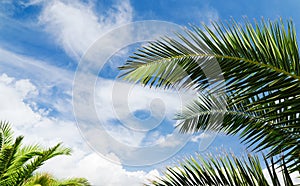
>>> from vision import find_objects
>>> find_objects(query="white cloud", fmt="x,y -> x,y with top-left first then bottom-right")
0,74 -> 41,126
19,0 -> 44,7
0,47 -> 73,118
39,0 -> 132,60
72,75 -> 196,165
191,132 -> 214,142
0,72 -> 160,185
39,148 -> 160,186
94,79 -> 195,135
0,47 -> 193,182
0,44 -> 195,166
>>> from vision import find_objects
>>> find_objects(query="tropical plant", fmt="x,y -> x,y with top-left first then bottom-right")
0,121 -> 90,186
119,18 -> 300,185
23,173 -> 90,186
146,154 -> 294,186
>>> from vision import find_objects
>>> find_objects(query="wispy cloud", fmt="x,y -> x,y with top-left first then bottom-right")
39,0 -> 132,60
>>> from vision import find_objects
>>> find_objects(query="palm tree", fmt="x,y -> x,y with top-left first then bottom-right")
0,121 -> 90,186
119,18 -> 300,185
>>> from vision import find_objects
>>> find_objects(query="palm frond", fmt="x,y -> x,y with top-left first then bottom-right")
0,122 -> 89,186
0,121 -> 14,150
146,153 -> 296,186
176,92 -> 300,171
22,173 -> 56,186
0,136 -> 23,180
0,143 -> 71,186
55,177 -> 91,186
22,173 -> 91,186
15,143 -> 71,185
119,18 -> 300,171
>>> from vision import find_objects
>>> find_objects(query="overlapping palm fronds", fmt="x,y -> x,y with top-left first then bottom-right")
146,153 -> 295,186
119,19 -> 300,171
0,121 -> 90,186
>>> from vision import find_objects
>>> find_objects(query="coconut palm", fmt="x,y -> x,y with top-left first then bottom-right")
119,18 -> 300,185
0,121 -> 90,186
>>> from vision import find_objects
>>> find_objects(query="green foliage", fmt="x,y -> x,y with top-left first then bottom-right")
0,121 -> 90,186
119,18 -> 300,172
146,153 -> 295,186
23,173 -> 90,186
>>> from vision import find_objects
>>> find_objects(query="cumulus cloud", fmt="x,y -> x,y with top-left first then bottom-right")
39,148 -> 160,186
0,74 -> 40,126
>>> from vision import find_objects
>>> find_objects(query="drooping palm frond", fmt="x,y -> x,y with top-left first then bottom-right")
119,19 -> 300,171
146,153 -> 297,186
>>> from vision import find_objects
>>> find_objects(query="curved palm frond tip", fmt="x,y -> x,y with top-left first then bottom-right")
0,121 -> 90,186
119,18 -> 300,171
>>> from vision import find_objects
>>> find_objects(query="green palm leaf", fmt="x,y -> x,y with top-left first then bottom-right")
0,121 -> 14,150
119,18 -> 300,171
22,173 -> 91,186
0,122 -> 90,186
146,153 -> 296,186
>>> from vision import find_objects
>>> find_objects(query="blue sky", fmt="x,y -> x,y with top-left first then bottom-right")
0,0 -> 300,185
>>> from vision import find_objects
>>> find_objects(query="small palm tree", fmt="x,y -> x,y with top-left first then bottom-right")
119,18 -> 300,185
0,121 -> 90,186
